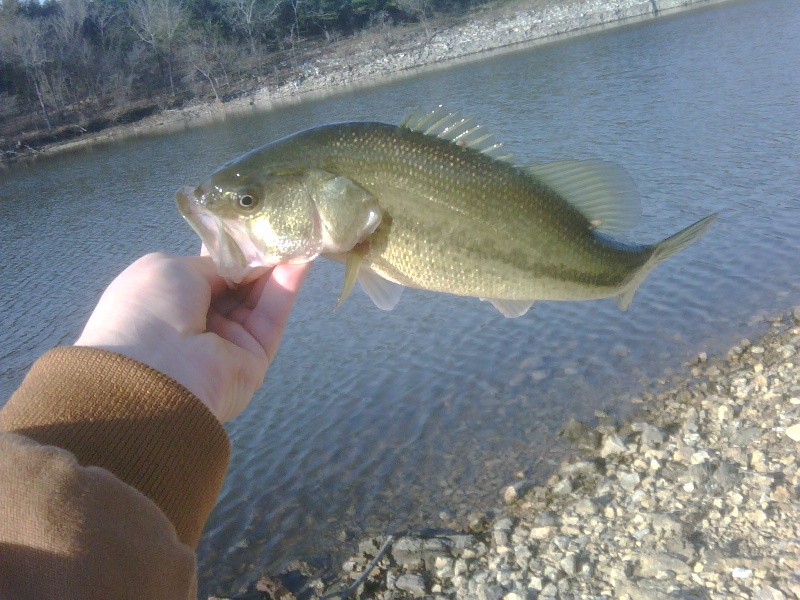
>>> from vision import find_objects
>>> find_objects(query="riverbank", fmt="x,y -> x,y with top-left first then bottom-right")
6,0 -> 727,163
219,309 -> 800,600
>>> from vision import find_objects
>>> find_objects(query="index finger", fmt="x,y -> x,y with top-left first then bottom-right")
245,262 -> 312,363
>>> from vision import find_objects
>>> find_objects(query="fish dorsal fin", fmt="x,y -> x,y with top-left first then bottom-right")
400,106 -> 515,162
525,160 -> 642,234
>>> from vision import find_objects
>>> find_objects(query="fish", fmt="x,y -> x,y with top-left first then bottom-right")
176,107 -> 717,317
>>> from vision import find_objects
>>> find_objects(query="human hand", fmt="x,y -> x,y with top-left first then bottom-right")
75,253 -> 310,422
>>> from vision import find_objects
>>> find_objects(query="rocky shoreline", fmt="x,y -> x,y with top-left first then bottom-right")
15,0 -> 726,162
222,309 -> 800,600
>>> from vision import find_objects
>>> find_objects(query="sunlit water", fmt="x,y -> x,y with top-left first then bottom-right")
1,0 -> 798,595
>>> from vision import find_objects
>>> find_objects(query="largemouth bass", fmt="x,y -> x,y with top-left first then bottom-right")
176,107 -> 717,317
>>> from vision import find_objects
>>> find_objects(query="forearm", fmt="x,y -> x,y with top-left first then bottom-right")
0,346 -> 231,548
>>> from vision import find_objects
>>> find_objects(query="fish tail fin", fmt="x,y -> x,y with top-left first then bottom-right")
615,213 -> 718,311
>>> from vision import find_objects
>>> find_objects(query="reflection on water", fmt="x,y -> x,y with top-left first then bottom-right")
1,0 -> 798,596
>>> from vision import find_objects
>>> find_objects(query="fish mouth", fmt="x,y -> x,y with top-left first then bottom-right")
176,186 -> 273,284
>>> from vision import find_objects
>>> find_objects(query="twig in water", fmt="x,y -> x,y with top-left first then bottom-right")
321,535 -> 395,600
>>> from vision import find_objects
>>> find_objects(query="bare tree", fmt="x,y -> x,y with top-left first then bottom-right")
0,15 -> 54,129
221,0 -> 282,54
129,0 -> 186,96
395,0 -> 435,42
53,0 -> 99,104
90,0 -> 122,51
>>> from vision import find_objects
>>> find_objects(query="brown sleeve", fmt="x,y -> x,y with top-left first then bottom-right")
0,432 -> 198,600
0,346 -> 231,549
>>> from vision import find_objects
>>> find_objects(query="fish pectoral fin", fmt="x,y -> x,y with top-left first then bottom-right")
525,160 -> 642,234
482,298 -> 535,318
308,171 -> 382,253
335,250 -> 364,309
358,269 -> 404,311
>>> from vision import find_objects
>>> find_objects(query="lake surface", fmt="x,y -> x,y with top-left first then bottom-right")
1,0 -> 798,595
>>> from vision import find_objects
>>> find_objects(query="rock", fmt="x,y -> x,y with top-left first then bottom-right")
256,576 -> 296,600
559,553 -> 578,576
731,426 -> 763,446
718,404 -> 735,421
493,528 -> 509,547
358,537 -> 382,556
711,461 -> 740,489
574,498 -> 596,515
785,423 -> 800,442
600,434 -> 628,457
502,480 -> 534,504
552,477 -> 573,496
754,586 -> 786,600
639,553 -> 691,577
560,460 -> 598,476
616,579 -> 675,600
447,534 -> 476,553
476,583 -> 503,600
559,418 -> 600,448
434,556 -> 454,579
651,514 -> 682,537
467,512 -> 490,531
619,472 -> 640,492
529,526 -> 555,540
392,537 -> 424,567
539,582 -> 558,597
395,573 -> 426,595
453,558 -> 469,580
639,424 -> 664,449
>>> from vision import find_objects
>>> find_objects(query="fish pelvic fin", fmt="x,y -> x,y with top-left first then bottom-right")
614,213 -> 719,311
331,249 -> 405,311
358,269 -> 404,311
335,250 -> 363,310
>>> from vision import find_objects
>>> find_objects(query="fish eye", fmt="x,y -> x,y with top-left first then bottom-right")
238,194 -> 258,210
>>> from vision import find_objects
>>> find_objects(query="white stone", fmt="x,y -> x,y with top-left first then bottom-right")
600,434 -> 628,457
785,423 -> 800,441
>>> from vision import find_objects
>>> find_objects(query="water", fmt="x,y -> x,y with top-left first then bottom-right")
1,0 -> 798,595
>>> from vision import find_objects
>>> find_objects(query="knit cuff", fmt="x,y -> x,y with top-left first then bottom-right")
0,346 -> 231,549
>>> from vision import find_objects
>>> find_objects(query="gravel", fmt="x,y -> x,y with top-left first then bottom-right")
248,0 -> 727,107
230,310 -> 799,600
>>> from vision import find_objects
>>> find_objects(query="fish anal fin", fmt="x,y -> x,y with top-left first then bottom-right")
525,160 -> 642,235
482,298 -> 535,318
614,289 -> 636,312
